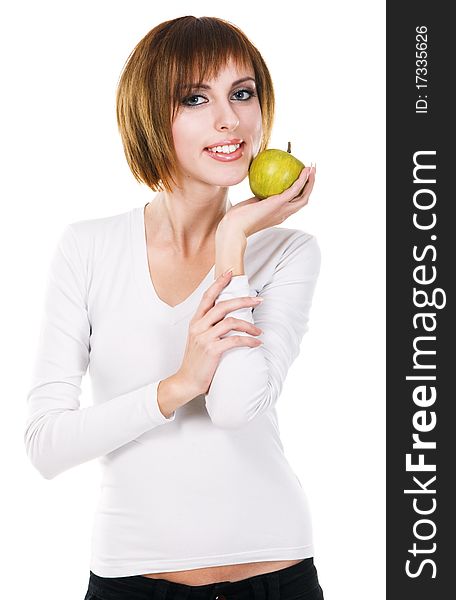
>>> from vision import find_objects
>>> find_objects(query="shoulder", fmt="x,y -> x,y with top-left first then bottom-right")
59,207 -> 136,255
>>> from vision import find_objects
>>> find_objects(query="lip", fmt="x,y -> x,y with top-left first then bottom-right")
204,141 -> 245,162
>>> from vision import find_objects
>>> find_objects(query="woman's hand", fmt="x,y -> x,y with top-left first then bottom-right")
219,163 -> 316,239
175,270 -> 264,398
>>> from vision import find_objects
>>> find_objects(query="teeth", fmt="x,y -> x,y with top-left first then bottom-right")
207,143 -> 241,154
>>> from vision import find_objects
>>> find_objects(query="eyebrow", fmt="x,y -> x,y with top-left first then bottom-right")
186,77 -> 256,90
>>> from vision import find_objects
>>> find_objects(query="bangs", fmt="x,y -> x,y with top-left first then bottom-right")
158,18 -> 257,119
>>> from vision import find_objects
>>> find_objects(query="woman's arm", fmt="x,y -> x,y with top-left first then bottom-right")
24,225 -> 179,480
205,231 -> 321,429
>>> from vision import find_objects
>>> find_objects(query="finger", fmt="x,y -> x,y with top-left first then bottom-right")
265,166 -> 310,205
281,166 -> 312,201
192,269 -> 235,321
202,296 -> 263,328
217,335 -> 264,352
210,317 -> 262,338
287,183 -> 314,211
289,166 -> 316,203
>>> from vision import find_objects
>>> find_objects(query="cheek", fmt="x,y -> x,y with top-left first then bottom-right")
172,117 -> 201,156
247,103 -> 263,137
171,124 -> 185,155
248,113 -> 263,152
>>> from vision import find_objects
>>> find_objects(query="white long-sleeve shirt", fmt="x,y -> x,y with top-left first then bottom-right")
24,204 -> 321,578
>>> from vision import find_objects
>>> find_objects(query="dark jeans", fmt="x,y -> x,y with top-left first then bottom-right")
84,558 -> 324,600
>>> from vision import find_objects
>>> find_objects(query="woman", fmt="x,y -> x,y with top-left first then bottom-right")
24,15 -> 323,600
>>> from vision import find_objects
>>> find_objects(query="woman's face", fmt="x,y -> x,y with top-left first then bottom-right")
171,57 -> 263,190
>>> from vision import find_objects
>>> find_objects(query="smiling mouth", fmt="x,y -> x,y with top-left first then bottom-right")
204,141 -> 245,155
203,142 -> 246,163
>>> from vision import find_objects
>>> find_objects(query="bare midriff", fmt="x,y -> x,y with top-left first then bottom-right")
140,559 -> 304,585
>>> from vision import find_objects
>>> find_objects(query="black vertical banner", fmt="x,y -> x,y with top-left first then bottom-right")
387,2 -> 455,598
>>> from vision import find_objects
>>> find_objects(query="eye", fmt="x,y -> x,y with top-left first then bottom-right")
232,88 -> 256,101
181,88 -> 257,108
183,94 -> 205,107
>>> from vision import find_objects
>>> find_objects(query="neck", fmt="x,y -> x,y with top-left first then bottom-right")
145,187 -> 232,257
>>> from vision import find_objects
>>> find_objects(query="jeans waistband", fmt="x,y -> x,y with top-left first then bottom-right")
87,558 -> 316,600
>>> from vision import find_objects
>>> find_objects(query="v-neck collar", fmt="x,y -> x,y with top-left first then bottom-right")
131,204 -> 216,324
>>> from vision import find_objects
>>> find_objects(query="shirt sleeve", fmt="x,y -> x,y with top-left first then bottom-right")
24,224 -> 175,481
205,233 -> 321,429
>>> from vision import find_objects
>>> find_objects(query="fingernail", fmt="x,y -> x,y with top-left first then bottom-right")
252,296 -> 264,303
220,266 -> 235,278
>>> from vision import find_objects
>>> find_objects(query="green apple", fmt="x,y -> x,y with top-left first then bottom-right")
248,142 -> 305,200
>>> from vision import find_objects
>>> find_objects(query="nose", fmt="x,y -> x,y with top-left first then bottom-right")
214,101 -> 240,132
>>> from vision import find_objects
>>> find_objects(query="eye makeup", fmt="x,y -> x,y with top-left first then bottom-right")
181,87 -> 257,108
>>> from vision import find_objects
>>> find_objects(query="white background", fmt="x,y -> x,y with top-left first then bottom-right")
1,1 -> 385,598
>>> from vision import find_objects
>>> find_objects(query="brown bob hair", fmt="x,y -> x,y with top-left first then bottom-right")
115,16 -> 275,193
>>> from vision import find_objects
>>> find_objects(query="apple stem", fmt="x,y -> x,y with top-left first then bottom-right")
287,141 -> 291,153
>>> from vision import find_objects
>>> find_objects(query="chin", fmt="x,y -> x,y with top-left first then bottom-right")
211,164 -> 249,185
213,172 -> 247,187
180,161 -> 249,188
